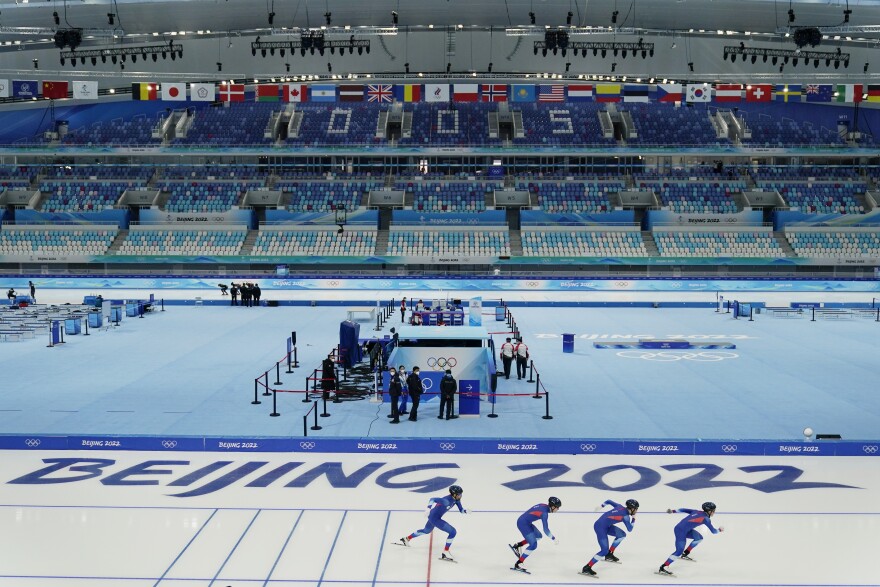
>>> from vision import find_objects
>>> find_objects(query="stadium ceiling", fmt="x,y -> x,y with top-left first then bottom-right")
1,0 -> 880,45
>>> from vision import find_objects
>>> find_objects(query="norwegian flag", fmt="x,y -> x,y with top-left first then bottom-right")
367,84 -> 393,103
481,84 -> 508,102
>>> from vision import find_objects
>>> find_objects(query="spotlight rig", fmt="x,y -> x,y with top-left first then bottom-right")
252,33 -> 370,57
60,42 -> 183,67
534,33 -> 654,59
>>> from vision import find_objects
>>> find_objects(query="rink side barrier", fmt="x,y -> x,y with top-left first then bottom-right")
1,435 -> 877,456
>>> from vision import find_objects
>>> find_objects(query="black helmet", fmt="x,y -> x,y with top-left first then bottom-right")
626,499 -> 640,510
449,485 -> 463,496
702,501 -> 716,513
548,496 -> 562,508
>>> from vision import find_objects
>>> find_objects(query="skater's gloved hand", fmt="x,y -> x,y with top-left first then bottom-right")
594,504 -> 605,512
552,536 -> 559,545
718,526 -> 725,532
461,509 -> 468,514
666,508 -> 675,514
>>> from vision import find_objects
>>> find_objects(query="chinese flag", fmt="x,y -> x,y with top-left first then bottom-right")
42,81 -> 69,100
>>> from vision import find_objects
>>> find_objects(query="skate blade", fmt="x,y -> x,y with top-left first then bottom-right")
510,567 -> 531,575
439,556 -> 458,563
655,571 -> 676,577
681,557 -> 697,562
509,545 -> 522,557
391,541 -> 409,547
577,572 -> 599,579
605,559 -> 622,564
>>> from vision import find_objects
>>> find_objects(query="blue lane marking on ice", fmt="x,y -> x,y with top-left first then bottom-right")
152,508 -> 218,587
263,509 -> 303,587
317,510 -> 348,587
372,510 -> 392,586
209,509 -> 260,587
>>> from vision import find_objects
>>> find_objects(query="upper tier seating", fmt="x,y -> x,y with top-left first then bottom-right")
625,104 -> 725,146
654,231 -> 785,257
756,181 -> 866,214
39,181 -> 143,212
521,229 -> 647,256
742,115 -> 845,147
60,114 -> 157,147
43,165 -> 154,181
279,181 -> 381,212
786,230 -> 880,258
636,181 -> 746,213
291,104 -> 382,147
117,228 -> 247,255
387,229 -> 510,256
395,181 -> 498,212
518,181 -> 624,213
158,181 -> 264,213
0,226 -> 117,255
517,102 -> 611,146
162,165 -> 267,181
400,103 -> 498,147
251,229 -> 377,256
179,103 -> 276,146
750,165 -> 860,181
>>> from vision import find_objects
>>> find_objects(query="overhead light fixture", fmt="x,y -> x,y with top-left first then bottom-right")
325,11 -> 332,25
565,62 -> 571,72
327,62 -> 332,72
391,11 -> 398,25
611,10 -> 618,24
53,11 -> 60,25
723,44 -> 850,70
487,62 -> 492,72
107,13 -> 115,25
32,58 -> 38,69
865,62 -> 870,73
217,62 -> 222,72
611,62 -> 616,72
268,11 -> 275,25
529,11 -> 536,25
447,62 -> 452,73
405,62 -> 410,73
844,9 -> 852,23
688,61 -> 694,72
788,8 -> 795,23
566,11 -> 573,25
60,42 -> 183,68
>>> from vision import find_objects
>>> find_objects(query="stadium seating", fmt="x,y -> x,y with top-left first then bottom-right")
179,103 -> 277,146
521,229 -> 647,256
625,103 -> 724,146
159,180 -> 264,213
518,181 -> 624,212
291,104 -> 383,147
387,229 -> 510,256
39,181 -> 142,212
118,228 -> 247,255
636,181 -> 745,213
757,181 -> 866,214
0,226 -> 117,255
251,228 -> 377,256
786,230 -> 880,258
517,102 -> 611,146
279,181 -> 381,212
42,165 -> 155,181
395,181 -> 498,212
654,230 -> 785,257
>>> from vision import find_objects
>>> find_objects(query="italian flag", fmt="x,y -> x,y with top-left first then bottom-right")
835,84 -> 863,103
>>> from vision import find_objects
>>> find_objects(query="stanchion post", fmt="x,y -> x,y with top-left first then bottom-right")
487,392 -> 498,418
262,372 -> 271,396
375,312 -> 381,331
83,315 -> 90,336
527,360 -> 535,383
311,401 -> 322,431
286,350 -> 294,374
252,379 -> 261,405
274,362 -> 283,385
749,306 -> 754,322
811,307 -> 816,322
161,298 -> 165,312
46,323 -> 53,348
542,390 -> 553,420
293,346 -> 299,368
270,390 -> 280,416
876,308 -> 879,322
321,394 -> 330,418
303,415 -> 308,437
303,373 -> 313,402
533,373 -> 541,399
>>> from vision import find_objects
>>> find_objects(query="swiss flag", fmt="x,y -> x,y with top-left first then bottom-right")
219,83 -> 245,102
746,84 -> 772,102
284,84 -> 308,102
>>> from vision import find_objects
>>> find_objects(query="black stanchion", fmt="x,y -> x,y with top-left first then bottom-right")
527,360 -> 535,383
875,308 -> 879,322
83,316 -> 90,336
270,390 -> 280,417
542,391 -> 553,420
811,307 -> 816,322
311,401 -> 322,431
46,323 -> 53,348
375,312 -> 381,331
252,379 -> 261,405
749,306 -> 754,322
321,395 -> 330,418
286,350 -> 294,374
293,347 -> 299,368
303,373 -> 313,402
274,362 -> 283,385
303,414 -> 308,437
262,372 -> 271,396
533,373 -> 541,399
487,394 -> 498,418
161,298 -> 165,312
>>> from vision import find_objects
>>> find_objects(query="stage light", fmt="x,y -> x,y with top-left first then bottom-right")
566,11 -> 573,25
487,62 -> 492,72
688,61 -> 694,72
788,8 -> 795,23
268,11 -> 275,25
611,62 -> 616,72
217,62 -> 222,72
32,58 -> 38,69
611,10 -> 618,24
865,62 -> 870,73
324,11 -> 332,25
529,11 -> 535,24
107,13 -> 115,25
327,62 -> 332,72
391,11 -> 398,24
53,11 -> 60,25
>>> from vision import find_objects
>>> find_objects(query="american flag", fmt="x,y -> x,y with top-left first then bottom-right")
538,85 -> 565,102
367,84 -> 393,103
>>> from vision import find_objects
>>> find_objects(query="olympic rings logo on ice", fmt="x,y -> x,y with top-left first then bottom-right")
439,443 -> 456,451
427,357 -> 457,370
615,350 -> 739,362
721,444 -> 738,453
25,438 -> 41,448
863,445 -> 879,454
299,442 -> 316,450
615,281 -> 630,287
579,443 -> 597,452
527,281 -> 540,288
161,440 -> 178,449
376,280 -> 392,288
420,377 -> 434,390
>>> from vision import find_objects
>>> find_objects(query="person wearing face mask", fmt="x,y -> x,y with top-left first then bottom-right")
387,367 -> 403,424
405,366 -> 423,421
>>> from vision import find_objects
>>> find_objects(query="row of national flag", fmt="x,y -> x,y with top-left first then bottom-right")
4,78 -> 879,105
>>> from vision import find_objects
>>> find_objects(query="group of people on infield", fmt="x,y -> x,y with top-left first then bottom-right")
397,486 -> 724,577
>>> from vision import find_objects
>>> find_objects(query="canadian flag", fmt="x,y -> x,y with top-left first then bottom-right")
284,84 -> 308,102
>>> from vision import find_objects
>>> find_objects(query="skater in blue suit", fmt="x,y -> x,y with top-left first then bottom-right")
509,497 -> 561,573
580,498 -> 639,577
657,502 -> 725,576
399,485 -> 466,561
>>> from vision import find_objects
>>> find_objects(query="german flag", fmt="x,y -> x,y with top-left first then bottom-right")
867,85 -> 880,103
131,82 -> 158,101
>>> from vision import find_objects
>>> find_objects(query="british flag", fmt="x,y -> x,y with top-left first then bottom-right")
367,84 -> 393,103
